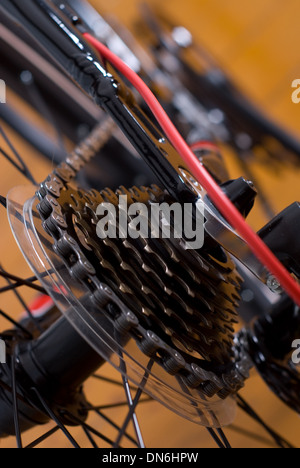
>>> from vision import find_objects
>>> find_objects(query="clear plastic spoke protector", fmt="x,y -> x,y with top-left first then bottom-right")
7,185 -> 236,428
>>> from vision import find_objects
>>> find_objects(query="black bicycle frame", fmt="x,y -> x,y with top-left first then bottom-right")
0,0 -> 199,206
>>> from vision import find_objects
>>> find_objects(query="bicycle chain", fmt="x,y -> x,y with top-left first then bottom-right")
35,125 -> 252,399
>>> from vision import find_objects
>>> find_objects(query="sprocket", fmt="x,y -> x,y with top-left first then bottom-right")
36,174 -> 246,398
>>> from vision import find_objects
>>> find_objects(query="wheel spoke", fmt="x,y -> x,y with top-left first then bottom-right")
65,412 -> 117,448
228,424 -> 278,448
82,426 -> 99,449
0,124 -> 37,184
0,270 -> 45,294
216,428 -> 232,449
0,265 -> 43,331
237,154 -> 276,220
0,147 -> 29,179
25,426 -> 60,449
114,357 -> 154,449
11,349 -> 22,448
176,375 -> 210,428
0,123 -> 37,183
0,281 -> 45,295
22,77 -> 67,154
0,195 -> 6,208
92,374 -> 137,391
86,397 -> 152,411
89,406 -> 139,447
0,309 -> 33,338
206,428 -> 228,449
0,378 -> 30,407
237,394 -> 295,449
0,4 -> 297,450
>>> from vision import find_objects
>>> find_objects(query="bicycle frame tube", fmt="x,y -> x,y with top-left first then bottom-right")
0,0 -> 197,205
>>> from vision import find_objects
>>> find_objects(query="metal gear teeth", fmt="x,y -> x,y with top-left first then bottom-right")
36,171 -> 249,389
67,186 -> 237,362
74,185 -> 242,363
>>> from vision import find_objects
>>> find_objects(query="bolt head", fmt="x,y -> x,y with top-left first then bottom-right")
267,275 -> 283,294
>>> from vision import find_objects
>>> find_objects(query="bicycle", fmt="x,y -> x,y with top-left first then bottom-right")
0,0 -> 300,449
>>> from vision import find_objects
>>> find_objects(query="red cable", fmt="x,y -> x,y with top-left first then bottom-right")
83,32 -> 300,307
